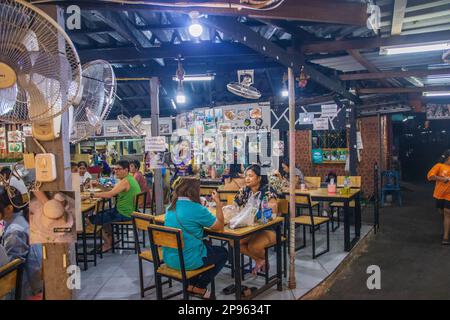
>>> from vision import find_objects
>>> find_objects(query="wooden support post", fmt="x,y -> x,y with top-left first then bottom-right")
349,102 -> 357,175
25,5 -> 74,300
287,67 -> 296,289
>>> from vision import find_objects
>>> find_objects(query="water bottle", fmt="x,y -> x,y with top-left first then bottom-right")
343,176 -> 350,194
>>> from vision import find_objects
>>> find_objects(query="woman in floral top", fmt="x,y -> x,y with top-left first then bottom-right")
233,164 -> 280,274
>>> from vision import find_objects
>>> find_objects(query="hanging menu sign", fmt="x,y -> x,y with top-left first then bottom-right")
321,104 -> 338,118
145,136 -> 166,152
313,117 -> 329,130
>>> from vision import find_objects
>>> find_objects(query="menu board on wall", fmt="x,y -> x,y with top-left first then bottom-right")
426,103 -> 450,120
102,118 -> 173,137
176,102 -> 271,132
312,148 -> 348,164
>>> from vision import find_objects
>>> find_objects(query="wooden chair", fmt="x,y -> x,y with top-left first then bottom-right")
330,176 -> 361,231
147,224 -> 216,300
304,176 -> 321,189
261,199 -> 289,282
0,258 -> 24,300
112,191 -> 148,253
76,203 -> 104,270
292,193 -> 330,259
131,212 -> 171,298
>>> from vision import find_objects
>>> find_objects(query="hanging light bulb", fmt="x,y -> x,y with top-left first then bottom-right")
188,11 -> 203,37
175,56 -> 186,104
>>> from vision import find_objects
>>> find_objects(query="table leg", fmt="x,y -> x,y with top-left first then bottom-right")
276,223 -> 282,291
344,200 -> 350,251
233,238 -> 242,300
355,193 -> 361,238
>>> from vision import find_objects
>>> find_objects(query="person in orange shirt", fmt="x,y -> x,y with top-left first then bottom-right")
427,150 -> 450,245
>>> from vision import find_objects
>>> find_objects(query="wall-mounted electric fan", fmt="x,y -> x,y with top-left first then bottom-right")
118,114 -> 145,137
227,69 -> 261,99
70,60 -> 116,143
0,0 -> 81,131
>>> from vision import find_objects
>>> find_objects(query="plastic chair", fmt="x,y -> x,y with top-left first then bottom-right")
381,170 -> 402,206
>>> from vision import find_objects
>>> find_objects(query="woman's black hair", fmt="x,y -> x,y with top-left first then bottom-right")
440,149 -> 450,163
245,164 -> 268,186
0,186 -> 22,214
132,160 -> 141,170
77,161 -> 88,168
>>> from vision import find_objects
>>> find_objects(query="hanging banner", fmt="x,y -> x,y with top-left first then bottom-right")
321,104 -> 338,118
145,136 -> 166,152
313,117 -> 329,130
426,103 -> 450,120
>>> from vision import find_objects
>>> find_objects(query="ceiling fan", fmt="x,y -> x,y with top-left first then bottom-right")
227,69 -> 261,100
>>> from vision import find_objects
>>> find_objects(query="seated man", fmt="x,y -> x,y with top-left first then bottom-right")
91,160 -> 141,252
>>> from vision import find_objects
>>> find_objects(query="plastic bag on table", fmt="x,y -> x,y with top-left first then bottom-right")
229,191 -> 261,229
222,204 -> 239,224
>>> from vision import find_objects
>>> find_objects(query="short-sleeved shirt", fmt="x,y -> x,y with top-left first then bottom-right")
80,172 -> 92,185
163,199 -> 216,270
234,184 -> 279,208
427,163 -> 450,201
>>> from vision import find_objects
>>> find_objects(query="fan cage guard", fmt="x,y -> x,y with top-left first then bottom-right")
227,82 -> 262,99
0,0 -> 81,124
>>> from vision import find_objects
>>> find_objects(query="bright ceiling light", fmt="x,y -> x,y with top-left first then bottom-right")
172,75 -> 214,82
423,91 -> 450,97
189,23 -> 203,37
188,11 -> 203,37
380,42 -> 450,55
176,90 -> 186,104
281,89 -> 288,97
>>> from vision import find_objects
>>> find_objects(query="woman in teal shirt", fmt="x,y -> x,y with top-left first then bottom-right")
163,177 -> 227,299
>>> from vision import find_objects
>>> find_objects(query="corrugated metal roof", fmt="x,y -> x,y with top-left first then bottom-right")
310,51 -> 447,73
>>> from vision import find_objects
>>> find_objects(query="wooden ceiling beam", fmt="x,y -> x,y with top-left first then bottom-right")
48,0 -> 369,26
347,49 -> 393,87
391,0 -> 408,35
339,68 -> 450,80
301,30 -> 450,54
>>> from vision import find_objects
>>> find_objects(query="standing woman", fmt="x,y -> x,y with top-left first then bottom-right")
427,150 -> 450,245
130,160 -> 151,207
234,164 -> 280,274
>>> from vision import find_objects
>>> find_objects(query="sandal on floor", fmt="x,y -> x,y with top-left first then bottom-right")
242,286 -> 257,297
188,287 -> 215,300
222,284 -> 236,295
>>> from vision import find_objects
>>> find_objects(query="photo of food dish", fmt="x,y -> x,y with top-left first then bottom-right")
22,125 -> 32,137
29,191 -> 76,244
0,126 -> 6,137
8,142 -> 22,153
219,123 -> 232,132
237,110 -> 247,120
233,139 -> 243,149
159,123 -> 171,134
0,139 -> 6,150
204,137 -> 216,150
224,109 -> 236,121
7,130 -> 22,142
250,107 -> 262,119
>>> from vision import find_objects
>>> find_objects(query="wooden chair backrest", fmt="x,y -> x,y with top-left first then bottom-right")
134,191 -> 147,210
225,194 -> 236,205
132,212 -> 155,231
277,199 -> 289,215
0,258 -> 23,299
304,176 -> 321,189
337,176 -> 361,188
148,224 -> 183,249
295,194 -> 311,206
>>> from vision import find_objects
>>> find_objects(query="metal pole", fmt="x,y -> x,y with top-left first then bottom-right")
288,67 -> 297,289
150,78 -> 164,215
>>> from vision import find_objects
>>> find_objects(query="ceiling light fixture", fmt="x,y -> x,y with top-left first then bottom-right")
380,42 -> 450,55
423,91 -> 450,97
170,98 -> 177,110
188,11 -> 203,38
172,75 -> 214,82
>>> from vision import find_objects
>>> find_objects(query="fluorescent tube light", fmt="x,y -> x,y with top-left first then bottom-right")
380,42 -> 450,55
423,91 -> 450,97
172,75 -> 214,82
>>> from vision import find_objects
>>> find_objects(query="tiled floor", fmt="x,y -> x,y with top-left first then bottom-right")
76,222 -> 373,300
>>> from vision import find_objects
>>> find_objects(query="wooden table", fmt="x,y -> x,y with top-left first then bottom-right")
154,210 -> 283,300
283,188 -> 361,251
